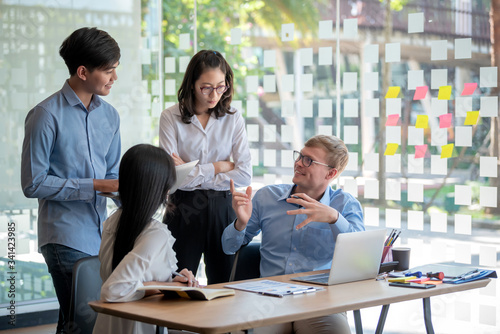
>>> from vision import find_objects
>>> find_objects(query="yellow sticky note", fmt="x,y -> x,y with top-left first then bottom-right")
384,143 -> 399,156
385,86 -> 400,99
437,85 -> 452,100
415,115 -> 429,129
464,111 -> 479,125
441,143 -> 454,159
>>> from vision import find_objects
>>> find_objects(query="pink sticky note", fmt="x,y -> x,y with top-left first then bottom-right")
413,86 -> 428,100
415,145 -> 428,158
461,82 -> 477,96
386,114 -> 400,126
439,113 -> 452,128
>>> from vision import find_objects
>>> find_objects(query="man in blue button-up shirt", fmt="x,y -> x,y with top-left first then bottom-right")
222,135 -> 364,334
21,27 -> 121,334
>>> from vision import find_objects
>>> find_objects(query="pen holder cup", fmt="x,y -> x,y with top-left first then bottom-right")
381,246 -> 393,263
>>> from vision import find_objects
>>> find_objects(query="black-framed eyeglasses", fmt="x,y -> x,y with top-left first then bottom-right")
293,150 -> 334,168
200,85 -> 228,95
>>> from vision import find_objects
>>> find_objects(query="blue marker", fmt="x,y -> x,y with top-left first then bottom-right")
405,271 -> 422,278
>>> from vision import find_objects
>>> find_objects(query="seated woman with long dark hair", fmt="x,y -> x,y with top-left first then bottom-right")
93,144 -> 197,334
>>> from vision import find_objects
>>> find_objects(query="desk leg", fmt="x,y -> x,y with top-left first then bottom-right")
423,297 -> 435,334
374,304 -> 390,334
353,309 -> 363,334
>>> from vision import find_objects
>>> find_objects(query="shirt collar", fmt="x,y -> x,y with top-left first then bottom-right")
277,184 -> 332,205
61,80 -> 102,112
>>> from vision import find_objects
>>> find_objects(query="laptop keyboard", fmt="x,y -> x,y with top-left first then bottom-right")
296,273 -> 329,283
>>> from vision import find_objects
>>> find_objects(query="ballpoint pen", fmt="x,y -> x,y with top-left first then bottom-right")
172,271 -> 196,284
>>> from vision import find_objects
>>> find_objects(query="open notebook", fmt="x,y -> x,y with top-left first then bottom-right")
137,285 -> 234,301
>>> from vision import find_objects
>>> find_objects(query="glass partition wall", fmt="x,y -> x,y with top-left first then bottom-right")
1,0 -> 498,332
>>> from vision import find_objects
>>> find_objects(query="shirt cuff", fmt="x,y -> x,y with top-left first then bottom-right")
330,213 -> 350,234
79,178 -> 95,202
199,163 -> 215,179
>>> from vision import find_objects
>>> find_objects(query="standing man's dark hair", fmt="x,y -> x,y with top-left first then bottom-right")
21,27 -> 121,334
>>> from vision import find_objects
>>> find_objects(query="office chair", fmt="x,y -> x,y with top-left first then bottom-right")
229,242 -> 261,282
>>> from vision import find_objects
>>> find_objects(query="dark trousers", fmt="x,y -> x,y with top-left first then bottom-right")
41,243 -> 90,333
168,190 -> 235,284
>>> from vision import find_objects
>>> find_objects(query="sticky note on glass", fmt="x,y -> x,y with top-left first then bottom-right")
464,111 -> 479,125
230,28 -> 242,45
439,113 -> 452,128
415,115 -> 428,128
441,143 -> 454,159
413,86 -> 428,100
281,23 -> 294,42
385,86 -> 400,99
386,114 -> 400,126
415,145 -> 428,158
461,83 -> 477,96
438,86 -> 452,100
384,143 -> 399,156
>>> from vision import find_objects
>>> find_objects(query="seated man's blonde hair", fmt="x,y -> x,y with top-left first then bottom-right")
304,135 -> 349,174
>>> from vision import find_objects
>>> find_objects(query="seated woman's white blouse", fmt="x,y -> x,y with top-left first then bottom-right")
92,210 -> 177,334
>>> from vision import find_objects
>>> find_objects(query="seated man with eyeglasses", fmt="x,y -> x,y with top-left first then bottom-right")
222,134 -> 364,334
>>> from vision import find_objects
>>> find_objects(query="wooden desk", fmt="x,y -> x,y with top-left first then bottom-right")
89,271 -> 490,334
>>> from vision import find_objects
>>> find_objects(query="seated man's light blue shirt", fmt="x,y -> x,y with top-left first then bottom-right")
222,184 -> 364,277
21,80 -> 121,255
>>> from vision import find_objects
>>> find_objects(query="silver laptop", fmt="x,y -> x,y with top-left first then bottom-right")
291,229 -> 386,285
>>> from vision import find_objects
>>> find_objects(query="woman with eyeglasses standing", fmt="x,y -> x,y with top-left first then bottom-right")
159,50 -> 252,284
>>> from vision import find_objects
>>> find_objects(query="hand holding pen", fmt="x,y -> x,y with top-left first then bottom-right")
172,269 -> 199,287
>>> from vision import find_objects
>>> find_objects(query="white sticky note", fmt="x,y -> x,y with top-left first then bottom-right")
408,182 -> 424,202
246,99 -> 259,117
300,73 -> 313,92
364,72 -> 379,91
165,79 -> 176,96
281,150 -> 294,168
454,214 -> 471,235
165,57 -> 175,73
455,243 -> 471,264
431,40 -> 448,61
364,153 -> 379,172
408,126 -> 424,146
386,154 -> 401,173
430,98 -> 448,117
430,127 -> 447,146
232,100 -> 243,113
479,305 -> 496,326
230,28 -> 242,45
246,75 -> 258,93
386,180 -> 401,201
343,178 -> 358,198
365,98 -> 380,117
263,50 -> 276,68
431,69 -> 448,89
345,152 -> 358,171
431,155 -> 447,175
408,155 -> 424,174
480,156 -> 498,178
455,126 -> 472,147
455,185 -> 472,205
318,47 -> 333,65
455,38 -> 472,59
246,124 -> 259,142
250,148 -> 259,166
318,99 -> 333,118
408,70 -> 424,90
281,125 -> 293,143
480,67 -> 498,88
281,100 -> 294,117
179,56 -> 190,72
141,49 -> 151,65
386,126 -> 401,145
151,101 -> 161,118
263,75 -> 276,93
343,125 -> 358,144
343,72 -> 357,91
344,98 -> 358,118
282,74 -> 294,92
343,18 -> 358,38
408,210 -> 424,230
299,48 -> 313,66
480,186 -> 497,207
263,125 -> 276,143
319,20 -> 334,39
430,212 -> 447,233
480,96 -> 498,117
263,173 -> 277,185
386,98 -> 401,116
364,179 -> 379,199
179,33 -> 190,50
408,12 -> 424,33
263,149 -> 276,167
385,209 -> 401,228
385,43 -> 401,63
318,125 -> 332,136
300,99 -> 313,117
151,80 -> 160,95
364,207 -> 379,227
479,246 -> 497,267
281,23 -> 294,42
364,44 -> 379,63
455,96 -> 472,117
